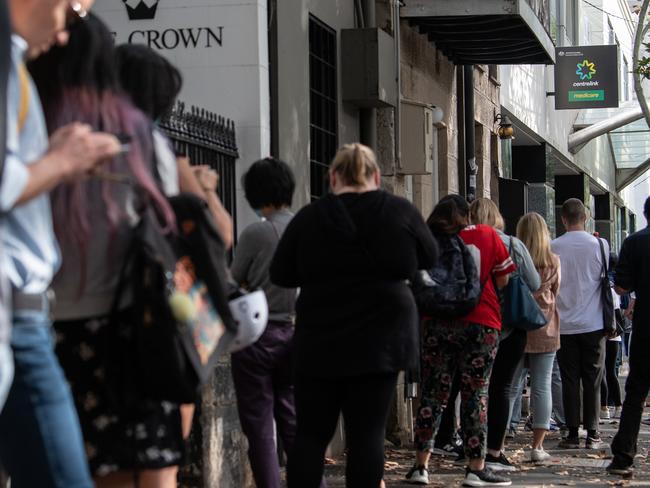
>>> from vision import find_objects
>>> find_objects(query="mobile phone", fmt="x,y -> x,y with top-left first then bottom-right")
114,133 -> 132,154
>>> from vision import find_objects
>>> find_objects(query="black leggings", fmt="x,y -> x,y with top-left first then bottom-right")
601,340 -> 622,407
287,372 -> 398,488
487,329 -> 527,451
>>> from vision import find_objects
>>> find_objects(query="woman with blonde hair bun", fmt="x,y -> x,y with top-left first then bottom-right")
469,198 -> 542,473
512,212 -> 561,462
271,143 -> 438,487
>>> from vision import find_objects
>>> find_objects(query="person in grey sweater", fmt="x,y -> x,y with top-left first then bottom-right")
469,198 -> 541,472
230,157 -> 316,488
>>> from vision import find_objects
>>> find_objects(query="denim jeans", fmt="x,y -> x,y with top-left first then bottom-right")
552,356 -> 566,425
513,352 -> 556,430
0,311 -> 92,488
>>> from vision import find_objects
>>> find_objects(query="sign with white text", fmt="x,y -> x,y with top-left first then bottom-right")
554,45 -> 619,110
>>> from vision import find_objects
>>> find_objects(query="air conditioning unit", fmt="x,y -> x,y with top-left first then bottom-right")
399,100 -> 434,175
341,28 -> 397,108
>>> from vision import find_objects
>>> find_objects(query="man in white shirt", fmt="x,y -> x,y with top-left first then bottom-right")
552,198 -> 609,450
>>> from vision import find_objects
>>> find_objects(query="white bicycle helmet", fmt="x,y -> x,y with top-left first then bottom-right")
227,290 -> 269,353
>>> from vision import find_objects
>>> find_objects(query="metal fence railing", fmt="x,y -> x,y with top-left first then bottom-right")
159,101 -> 239,238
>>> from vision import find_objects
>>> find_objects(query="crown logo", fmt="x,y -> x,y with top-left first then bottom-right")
123,0 -> 159,20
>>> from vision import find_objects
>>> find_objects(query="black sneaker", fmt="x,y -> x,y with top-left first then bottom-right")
463,467 -> 512,486
485,452 -> 517,472
606,458 -> 633,476
405,464 -> 429,485
557,436 -> 580,449
432,442 -> 463,458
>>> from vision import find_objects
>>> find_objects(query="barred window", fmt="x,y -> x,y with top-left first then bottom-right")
309,15 -> 338,200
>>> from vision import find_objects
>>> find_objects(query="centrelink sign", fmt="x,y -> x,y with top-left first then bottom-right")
554,45 -> 619,110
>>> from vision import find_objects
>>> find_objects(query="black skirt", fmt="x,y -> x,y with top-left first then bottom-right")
53,313 -> 185,476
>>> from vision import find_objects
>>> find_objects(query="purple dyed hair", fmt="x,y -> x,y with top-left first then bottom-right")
47,87 -> 176,290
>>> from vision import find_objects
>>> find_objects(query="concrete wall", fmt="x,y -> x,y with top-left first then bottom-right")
275,0 -> 359,211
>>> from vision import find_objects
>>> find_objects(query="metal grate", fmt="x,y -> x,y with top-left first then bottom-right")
159,101 -> 239,241
309,15 -> 338,200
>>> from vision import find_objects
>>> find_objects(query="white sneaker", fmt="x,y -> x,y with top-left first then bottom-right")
405,465 -> 429,485
614,407 -> 622,418
600,407 -> 611,421
531,447 -> 551,463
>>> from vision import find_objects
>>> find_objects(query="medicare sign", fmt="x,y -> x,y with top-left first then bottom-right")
554,45 -> 619,110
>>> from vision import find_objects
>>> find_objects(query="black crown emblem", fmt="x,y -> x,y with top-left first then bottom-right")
123,0 -> 159,20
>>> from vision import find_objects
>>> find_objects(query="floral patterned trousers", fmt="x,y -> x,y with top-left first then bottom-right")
414,320 -> 499,459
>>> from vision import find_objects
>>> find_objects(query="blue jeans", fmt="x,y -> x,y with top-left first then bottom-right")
513,352 -> 556,430
0,312 -> 92,487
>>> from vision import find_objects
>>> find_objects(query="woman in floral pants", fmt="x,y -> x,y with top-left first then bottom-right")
416,320 -> 499,456
406,195 -> 515,487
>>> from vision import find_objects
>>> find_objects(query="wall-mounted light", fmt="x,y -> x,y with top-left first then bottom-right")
494,113 -> 514,140
431,106 -> 444,125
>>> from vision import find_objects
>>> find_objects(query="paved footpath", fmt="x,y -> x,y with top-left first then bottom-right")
324,409 -> 650,487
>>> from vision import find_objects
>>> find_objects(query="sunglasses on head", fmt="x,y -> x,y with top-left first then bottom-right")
66,1 -> 88,27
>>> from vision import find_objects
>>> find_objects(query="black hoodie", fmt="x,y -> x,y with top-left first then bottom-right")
270,190 -> 438,377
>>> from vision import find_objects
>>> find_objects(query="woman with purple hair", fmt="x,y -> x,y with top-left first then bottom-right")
29,14 -> 183,488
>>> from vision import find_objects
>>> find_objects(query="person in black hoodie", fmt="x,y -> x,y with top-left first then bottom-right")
270,143 -> 437,488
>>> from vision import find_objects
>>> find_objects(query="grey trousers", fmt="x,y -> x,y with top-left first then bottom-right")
557,330 -> 606,432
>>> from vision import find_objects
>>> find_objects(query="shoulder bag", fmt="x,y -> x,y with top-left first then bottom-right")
598,238 -> 616,335
502,238 -> 547,331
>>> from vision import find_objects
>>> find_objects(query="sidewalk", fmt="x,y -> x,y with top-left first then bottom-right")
324,413 -> 650,486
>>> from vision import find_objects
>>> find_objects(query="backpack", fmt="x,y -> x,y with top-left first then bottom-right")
412,233 -> 481,319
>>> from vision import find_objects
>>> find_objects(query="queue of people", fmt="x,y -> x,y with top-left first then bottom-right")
0,2 -> 647,488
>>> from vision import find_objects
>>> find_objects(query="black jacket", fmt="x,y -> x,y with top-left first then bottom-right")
270,190 -> 438,377
615,225 -> 650,331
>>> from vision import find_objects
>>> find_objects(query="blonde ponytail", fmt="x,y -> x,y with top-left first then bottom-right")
330,143 -> 379,187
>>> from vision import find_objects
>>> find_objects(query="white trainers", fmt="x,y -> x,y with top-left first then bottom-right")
531,447 -> 551,463
613,406 -> 622,418
600,407 -> 611,421
405,465 -> 429,485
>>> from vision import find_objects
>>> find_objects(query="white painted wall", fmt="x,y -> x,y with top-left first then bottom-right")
93,0 -> 270,234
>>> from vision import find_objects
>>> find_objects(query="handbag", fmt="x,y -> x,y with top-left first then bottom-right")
501,238 -> 547,331
111,192 -> 237,405
598,238 -> 616,335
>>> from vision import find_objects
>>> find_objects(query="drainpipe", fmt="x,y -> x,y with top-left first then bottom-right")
360,0 -> 377,150
394,0 -> 402,171
464,65 -> 477,201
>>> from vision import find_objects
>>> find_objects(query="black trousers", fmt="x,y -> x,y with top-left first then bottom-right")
600,340 -> 622,407
612,329 -> 650,466
487,329 -> 527,451
287,372 -> 398,488
556,330 -> 606,432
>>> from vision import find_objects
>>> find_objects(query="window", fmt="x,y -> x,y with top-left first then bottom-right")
309,16 -> 338,201
565,0 -> 578,45
550,0 -> 559,43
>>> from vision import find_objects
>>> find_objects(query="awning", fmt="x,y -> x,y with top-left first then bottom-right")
574,101 -> 650,191
401,0 -> 555,65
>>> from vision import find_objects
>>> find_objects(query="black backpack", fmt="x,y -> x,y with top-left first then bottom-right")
412,233 -> 481,319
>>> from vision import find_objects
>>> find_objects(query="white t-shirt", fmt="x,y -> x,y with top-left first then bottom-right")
551,231 -> 610,335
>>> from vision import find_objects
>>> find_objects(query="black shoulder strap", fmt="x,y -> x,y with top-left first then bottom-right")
0,0 -> 11,185
597,237 -> 608,278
